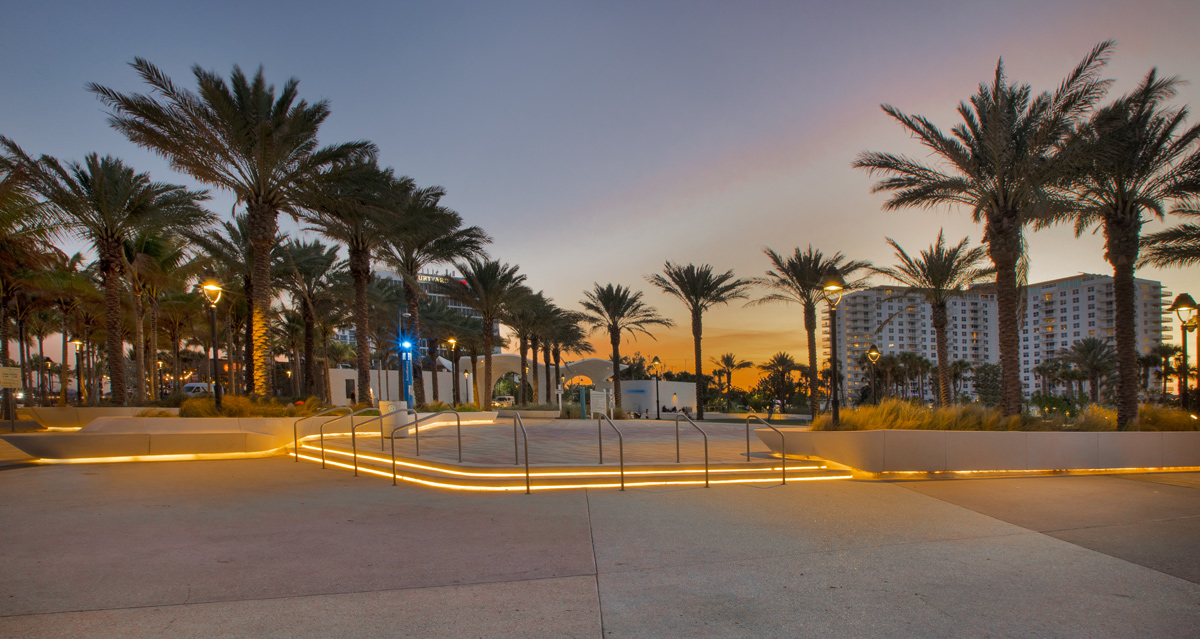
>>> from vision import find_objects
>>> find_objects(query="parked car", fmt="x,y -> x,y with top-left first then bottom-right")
493,395 -> 515,408
182,383 -> 213,398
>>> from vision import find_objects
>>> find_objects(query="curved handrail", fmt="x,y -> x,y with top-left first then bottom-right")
747,415 -> 786,485
515,414 -> 530,494
318,407 -> 376,469
674,413 -> 709,487
399,410 -> 463,460
597,413 -> 624,491
388,410 -> 465,486
293,407 -> 348,462
351,407 -> 410,477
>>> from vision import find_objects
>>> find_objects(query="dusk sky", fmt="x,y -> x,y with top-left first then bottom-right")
5,1 -> 1199,387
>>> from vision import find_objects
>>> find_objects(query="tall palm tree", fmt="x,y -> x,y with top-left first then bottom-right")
299,161 -> 404,407
757,352 -> 799,405
711,353 -> 753,409
276,239 -> 342,398
854,41 -> 1114,416
871,231 -> 992,406
1060,337 -> 1118,404
1149,343 -> 1182,396
35,253 -> 92,405
2,143 -> 211,405
435,257 -> 525,409
1141,209 -> 1200,267
579,284 -> 673,414
753,246 -> 870,417
382,187 -> 490,405
648,262 -> 753,419
1050,70 -> 1200,428
90,59 -> 375,397
548,312 -> 593,390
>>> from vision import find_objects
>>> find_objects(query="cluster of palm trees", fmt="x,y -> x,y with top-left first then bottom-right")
3,45 -> 1198,425
856,40 -> 1200,429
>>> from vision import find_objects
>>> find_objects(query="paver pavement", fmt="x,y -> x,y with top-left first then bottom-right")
1,455 -> 1197,637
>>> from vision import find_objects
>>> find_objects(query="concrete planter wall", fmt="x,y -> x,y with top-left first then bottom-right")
755,428 -> 1200,473
2,411 -> 501,460
21,407 -> 180,430
496,410 -> 560,419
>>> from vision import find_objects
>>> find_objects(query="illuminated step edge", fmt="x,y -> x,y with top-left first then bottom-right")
294,443 -> 852,491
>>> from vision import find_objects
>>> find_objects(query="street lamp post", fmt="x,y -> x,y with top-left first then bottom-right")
447,338 -> 459,406
397,310 -> 413,407
201,275 -> 223,411
820,270 -> 847,428
71,339 -> 84,407
867,343 -> 881,406
650,356 -> 663,420
1169,294 -> 1197,410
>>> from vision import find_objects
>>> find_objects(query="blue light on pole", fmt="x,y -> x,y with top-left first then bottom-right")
401,340 -> 414,407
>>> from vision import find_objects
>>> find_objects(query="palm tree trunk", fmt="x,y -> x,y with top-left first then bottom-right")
350,247 -> 374,407
242,276 -> 254,395
1106,219 -> 1140,430
518,336 -> 529,406
530,337 -> 540,405
692,309 -> 704,420
100,243 -> 127,405
543,344 -> 552,407
804,302 -> 819,416
470,349 -> 480,407
148,300 -> 160,400
430,349 -> 440,403
224,303 -> 234,397
247,204 -> 276,398
452,344 -> 461,405
303,300 -> 316,398
933,304 -> 950,407
131,289 -> 145,404
610,330 -> 623,412
986,222 -> 1024,416
482,326 -> 494,410
59,311 -> 70,406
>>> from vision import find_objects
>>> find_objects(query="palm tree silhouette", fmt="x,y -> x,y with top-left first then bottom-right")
579,284 -> 673,414
649,262 -> 754,420
855,41 -> 1113,415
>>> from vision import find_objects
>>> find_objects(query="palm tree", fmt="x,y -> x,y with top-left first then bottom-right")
276,239 -> 342,399
1032,359 -> 1065,396
757,352 -> 799,405
435,257 -> 525,409
382,187 -> 490,405
579,284 -> 673,413
711,353 -> 753,409
854,41 -> 1114,416
1060,337 -> 1118,404
90,59 -> 375,397
871,231 -> 992,406
548,312 -> 593,391
1051,70 -> 1200,428
753,246 -> 870,417
1149,343 -> 1182,397
648,262 -> 753,419
2,144 -> 211,405
1141,209 -> 1200,267
299,161 -> 404,407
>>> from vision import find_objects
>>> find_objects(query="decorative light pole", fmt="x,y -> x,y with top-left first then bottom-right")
867,343 -> 881,406
820,269 -> 847,427
651,356 -> 663,420
200,274 -> 223,410
397,310 -> 413,407
71,339 -> 84,407
1169,294 -> 1197,410
447,338 -> 459,406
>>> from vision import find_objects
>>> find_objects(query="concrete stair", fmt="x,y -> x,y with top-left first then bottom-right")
294,440 -> 852,491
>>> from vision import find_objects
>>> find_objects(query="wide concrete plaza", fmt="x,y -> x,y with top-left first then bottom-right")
1,450 -> 1198,638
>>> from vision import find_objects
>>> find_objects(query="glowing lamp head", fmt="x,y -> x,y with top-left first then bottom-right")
401,340 -> 413,350
867,344 -> 881,363
820,270 -> 847,308
200,272 -> 223,306
1169,293 -> 1197,324
70,338 -> 83,347
447,338 -> 457,347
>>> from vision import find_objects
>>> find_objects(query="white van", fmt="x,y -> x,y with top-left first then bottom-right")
493,395 -> 515,407
182,383 -> 213,398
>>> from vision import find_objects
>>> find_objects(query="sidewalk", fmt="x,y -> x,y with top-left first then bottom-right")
1,456 -> 1197,637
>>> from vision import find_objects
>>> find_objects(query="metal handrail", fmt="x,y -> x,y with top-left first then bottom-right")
597,413 -> 624,491
674,413 -> 709,487
380,408 -> 417,448
388,410 -> 464,486
399,410 -> 463,460
747,415 -> 786,485
514,414 -> 530,494
318,407 -> 376,469
293,407 -> 348,462
351,407 -> 410,477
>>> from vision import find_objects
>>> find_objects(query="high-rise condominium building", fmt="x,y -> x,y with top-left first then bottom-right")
826,273 -> 1169,401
